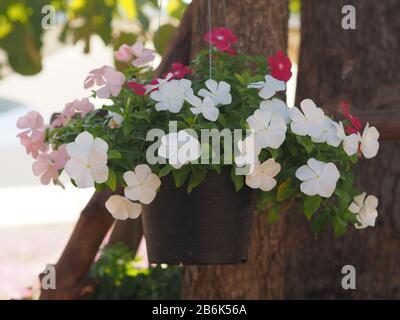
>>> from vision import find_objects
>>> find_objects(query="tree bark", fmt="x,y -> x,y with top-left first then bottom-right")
181,0 -> 289,299
285,0 -> 400,299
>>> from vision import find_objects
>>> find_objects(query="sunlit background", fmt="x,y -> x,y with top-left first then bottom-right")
0,0 -> 300,299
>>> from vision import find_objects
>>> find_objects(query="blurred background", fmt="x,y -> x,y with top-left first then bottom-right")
0,0 -> 300,299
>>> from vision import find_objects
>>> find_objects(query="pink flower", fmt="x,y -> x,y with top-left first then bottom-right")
127,81 -> 146,96
341,101 -> 362,134
114,44 -> 133,62
204,27 -> 237,52
19,130 -> 48,159
51,114 -> 68,128
131,41 -> 155,67
84,66 -> 125,99
16,111 -> 45,136
63,98 -> 94,117
165,63 -> 191,79
268,50 -> 292,82
32,145 -> 70,185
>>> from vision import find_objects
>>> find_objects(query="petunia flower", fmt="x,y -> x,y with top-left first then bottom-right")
127,81 -> 146,96
50,113 -> 68,128
63,98 -> 94,118
203,27 -> 237,53
295,158 -> 340,198
64,131 -> 109,188
150,79 -> 193,113
198,79 -> 232,106
234,135 -> 261,170
188,96 -> 219,122
259,98 -> 290,124
131,41 -> 155,67
312,117 -> 342,147
145,73 -> 173,94
348,192 -> 378,229
108,111 -> 124,129
16,111 -> 45,136
105,195 -> 142,220
166,62 -> 191,79
248,75 -> 286,100
268,50 -> 292,82
84,66 -> 125,99
335,121 -> 359,156
158,131 -> 201,169
19,130 -> 48,159
124,164 -> 161,205
114,44 -> 133,63
245,158 -> 281,191
246,108 -> 287,149
289,99 -> 325,138
32,145 -> 69,185
358,123 -> 379,159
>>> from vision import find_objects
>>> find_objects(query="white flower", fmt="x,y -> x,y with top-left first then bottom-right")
349,192 -> 378,229
105,195 -> 142,220
65,132 -> 109,188
295,158 -> 340,198
245,158 -> 281,191
246,108 -> 287,149
158,131 -> 201,169
145,73 -> 173,94
108,111 -> 124,129
150,79 -> 193,113
187,96 -> 219,121
335,121 -> 359,156
248,75 -> 285,99
234,134 -> 261,168
312,117 -> 342,147
358,123 -> 379,159
198,79 -> 232,105
124,164 -> 161,205
289,99 -> 325,138
259,98 -> 290,124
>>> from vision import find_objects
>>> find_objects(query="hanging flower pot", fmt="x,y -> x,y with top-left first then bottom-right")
18,28 -> 381,267
142,167 -> 257,265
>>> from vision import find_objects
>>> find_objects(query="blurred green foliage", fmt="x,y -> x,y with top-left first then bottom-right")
0,0 -> 187,75
89,243 -> 181,300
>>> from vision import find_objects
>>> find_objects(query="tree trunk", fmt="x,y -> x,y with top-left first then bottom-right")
285,0 -> 400,299
181,0 -> 289,299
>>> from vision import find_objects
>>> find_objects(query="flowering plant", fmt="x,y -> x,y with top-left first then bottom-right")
17,28 -> 379,236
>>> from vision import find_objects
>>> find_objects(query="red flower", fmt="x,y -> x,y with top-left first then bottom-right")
341,101 -> 362,134
203,27 -> 237,53
127,81 -> 146,96
268,50 -> 292,82
165,63 -> 191,79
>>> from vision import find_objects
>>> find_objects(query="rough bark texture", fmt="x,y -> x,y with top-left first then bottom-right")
181,0 -> 289,299
285,0 -> 400,299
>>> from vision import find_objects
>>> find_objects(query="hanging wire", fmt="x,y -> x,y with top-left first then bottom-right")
222,0 -> 228,28
208,0 -> 212,79
152,0 -> 163,69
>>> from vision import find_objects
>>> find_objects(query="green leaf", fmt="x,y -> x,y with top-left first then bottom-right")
230,166 -> 244,192
277,178 -> 294,202
108,150 -> 122,159
334,189 -> 351,204
158,165 -> 172,178
106,169 -> 117,192
311,211 -> 330,238
332,214 -> 348,236
132,110 -> 151,123
102,105 -> 123,115
295,135 -> 314,154
268,148 -> 279,159
303,195 -> 321,220
187,166 -> 207,193
172,165 -> 191,188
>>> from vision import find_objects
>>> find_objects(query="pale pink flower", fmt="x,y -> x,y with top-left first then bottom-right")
51,113 -> 68,128
19,130 -> 48,159
131,41 -> 155,67
84,66 -> 125,99
114,44 -> 133,62
63,98 -> 94,117
16,111 -> 45,136
32,145 -> 70,185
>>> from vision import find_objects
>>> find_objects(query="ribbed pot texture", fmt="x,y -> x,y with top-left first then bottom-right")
142,167 -> 257,265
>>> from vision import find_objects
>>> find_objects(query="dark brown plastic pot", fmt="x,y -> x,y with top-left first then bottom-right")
141,167 -> 257,265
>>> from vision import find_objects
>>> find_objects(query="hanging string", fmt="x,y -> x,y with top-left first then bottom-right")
222,0 -> 228,29
152,0 -> 163,70
207,0 -> 212,79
